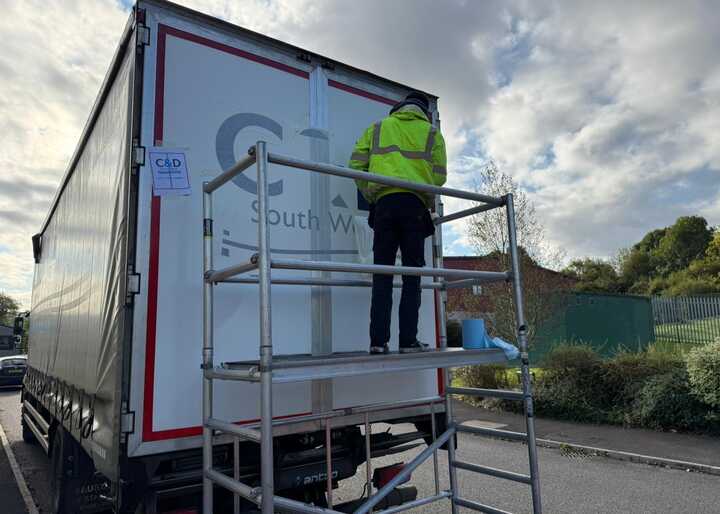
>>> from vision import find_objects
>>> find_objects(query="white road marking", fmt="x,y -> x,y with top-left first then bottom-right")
0,422 -> 39,514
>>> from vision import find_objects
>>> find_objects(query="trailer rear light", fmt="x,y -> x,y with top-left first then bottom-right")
372,463 -> 410,489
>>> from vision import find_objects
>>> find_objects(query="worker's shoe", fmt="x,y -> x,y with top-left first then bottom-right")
399,341 -> 431,353
370,344 -> 390,354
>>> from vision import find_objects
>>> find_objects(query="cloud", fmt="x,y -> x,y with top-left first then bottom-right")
1,0 -> 718,307
0,0 -> 128,308
476,0 -> 720,258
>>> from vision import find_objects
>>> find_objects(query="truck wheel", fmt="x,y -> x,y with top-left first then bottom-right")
21,409 -> 36,444
50,426 -> 71,514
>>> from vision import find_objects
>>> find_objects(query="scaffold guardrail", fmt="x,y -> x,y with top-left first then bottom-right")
200,141 -> 542,514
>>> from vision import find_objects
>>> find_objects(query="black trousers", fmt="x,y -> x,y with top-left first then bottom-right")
370,193 -> 430,347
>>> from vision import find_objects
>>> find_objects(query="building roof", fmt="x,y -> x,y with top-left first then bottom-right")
443,255 -> 577,317
444,254 -> 572,278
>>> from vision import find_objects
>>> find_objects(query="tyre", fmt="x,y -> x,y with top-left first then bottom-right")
50,425 -> 111,513
50,425 -> 72,514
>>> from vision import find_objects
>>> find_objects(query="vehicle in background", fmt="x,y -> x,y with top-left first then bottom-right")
0,355 -> 27,387
0,323 -> 22,358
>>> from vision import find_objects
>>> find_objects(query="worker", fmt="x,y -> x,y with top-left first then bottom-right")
349,91 -> 447,354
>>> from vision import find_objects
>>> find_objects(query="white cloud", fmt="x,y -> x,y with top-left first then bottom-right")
477,0 -> 720,259
0,0 -> 128,308
1,0 -> 718,306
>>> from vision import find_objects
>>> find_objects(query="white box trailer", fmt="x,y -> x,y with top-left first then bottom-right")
22,1 -> 454,511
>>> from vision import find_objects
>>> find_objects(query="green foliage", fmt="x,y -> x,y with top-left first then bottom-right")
686,340 -> 720,408
564,259 -> 621,293
651,250 -> 720,295
634,228 -> 667,254
0,293 -> 20,325
706,232 -> 720,260
532,344 -> 607,422
632,368 -> 710,430
600,350 -> 684,422
540,343 -> 603,372
499,343 -> 720,433
663,273 -> 720,296
532,376 -> 605,422
654,216 -> 713,275
687,254 -> 720,277
601,350 -> 682,401
456,364 -> 514,391
646,276 -> 668,295
619,249 -> 652,287
595,217 -> 717,295
626,277 -> 650,295
455,364 -> 518,409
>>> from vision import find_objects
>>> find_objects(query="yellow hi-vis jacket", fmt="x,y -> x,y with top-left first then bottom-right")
349,105 -> 447,207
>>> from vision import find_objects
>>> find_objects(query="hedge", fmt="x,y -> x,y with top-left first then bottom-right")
686,339 -> 720,408
459,342 -> 720,434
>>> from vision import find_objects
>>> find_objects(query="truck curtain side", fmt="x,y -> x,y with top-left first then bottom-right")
23,9 -> 137,486
23,1 -> 444,511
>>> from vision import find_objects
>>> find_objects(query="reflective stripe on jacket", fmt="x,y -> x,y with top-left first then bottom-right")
348,105 -> 447,207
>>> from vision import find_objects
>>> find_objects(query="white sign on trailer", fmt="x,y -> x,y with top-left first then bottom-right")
149,148 -> 191,196
129,9 -> 439,455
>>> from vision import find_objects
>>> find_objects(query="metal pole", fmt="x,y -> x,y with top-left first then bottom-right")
202,185 -> 214,514
444,278 -> 486,290
375,492 -> 452,514
430,401 -> 440,495
433,200 -> 459,514
234,439 -> 240,514
325,421 -> 334,509
364,413 -> 373,497
223,276 -> 444,290
434,202 -> 499,225
203,152 -> 257,193
354,428 -> 455,514
256,141 -> 275,514
268,152 -> 504,206
505,193 -> 542,514
271,257 -> 509,282
205,260 -> 259,283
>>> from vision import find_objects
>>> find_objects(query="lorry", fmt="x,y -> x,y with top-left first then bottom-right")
21,1 -> 457,512
22,2 -> 544,513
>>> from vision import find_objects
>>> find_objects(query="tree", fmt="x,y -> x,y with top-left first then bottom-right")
661,229 -> 720,296
634,228 -> 667,254
564,258 -> 622,293
617,219 -> 716,295
463,161 -> 566,345
620,249 -> 652,287
466,161 -> 553,265
706,231 -> 720,261
0,293 -> 20,326
654,216 -> 713,275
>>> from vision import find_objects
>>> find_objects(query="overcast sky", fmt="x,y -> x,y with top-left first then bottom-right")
1,0 -> 719,308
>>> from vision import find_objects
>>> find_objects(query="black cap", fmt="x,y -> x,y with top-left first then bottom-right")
390,91 -> 431,118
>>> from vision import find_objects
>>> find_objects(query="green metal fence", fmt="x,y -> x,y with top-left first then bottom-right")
652,295 -> 720,345
531,292 -> 656,363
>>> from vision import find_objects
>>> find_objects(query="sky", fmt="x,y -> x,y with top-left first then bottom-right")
1,0 -> 719,308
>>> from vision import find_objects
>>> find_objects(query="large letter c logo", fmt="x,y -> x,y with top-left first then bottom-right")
215,113 -> 284,196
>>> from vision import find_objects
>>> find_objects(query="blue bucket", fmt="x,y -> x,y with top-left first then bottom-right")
462,319 -> 489,349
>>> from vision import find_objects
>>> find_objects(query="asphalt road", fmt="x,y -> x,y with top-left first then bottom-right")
1,387 -> 719,514
0,387 -> 53,512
